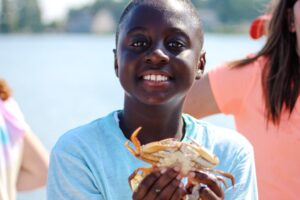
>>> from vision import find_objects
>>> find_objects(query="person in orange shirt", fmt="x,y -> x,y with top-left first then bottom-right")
184,0 -> 300,199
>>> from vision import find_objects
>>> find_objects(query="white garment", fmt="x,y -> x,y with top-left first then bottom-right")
0,98 -> 28,200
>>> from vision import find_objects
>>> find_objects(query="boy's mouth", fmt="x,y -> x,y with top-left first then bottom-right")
142,74 -> 169,82
139,71 -> 172,88
139,71 -> 172,81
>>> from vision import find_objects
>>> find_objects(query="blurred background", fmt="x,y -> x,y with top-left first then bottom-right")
1,0 -> 270,33
0,0 -> 267,199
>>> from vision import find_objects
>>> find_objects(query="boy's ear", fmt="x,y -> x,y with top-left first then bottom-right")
113,49 -> 119,77
287,9 -> 296,33
195,51 -> 206,80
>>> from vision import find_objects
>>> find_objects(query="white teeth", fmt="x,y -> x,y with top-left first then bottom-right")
151,74 -> 155,81
143,74 -> 169,81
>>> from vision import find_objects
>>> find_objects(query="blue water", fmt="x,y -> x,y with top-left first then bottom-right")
0,34 -> 263,200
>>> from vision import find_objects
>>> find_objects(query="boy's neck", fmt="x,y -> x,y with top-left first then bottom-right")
120,99 -> 185,145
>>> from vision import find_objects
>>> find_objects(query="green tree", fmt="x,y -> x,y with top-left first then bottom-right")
0,0 -> 9,32
16,0 -> 43,32
0,0 -> 17,32
206,0 -> 269,23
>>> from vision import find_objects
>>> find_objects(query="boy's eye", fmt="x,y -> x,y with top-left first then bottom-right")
167,41 -> 184,49
131,41 -> 148,47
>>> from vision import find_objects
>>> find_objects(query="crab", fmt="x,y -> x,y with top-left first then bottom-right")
125,127 -> 235,198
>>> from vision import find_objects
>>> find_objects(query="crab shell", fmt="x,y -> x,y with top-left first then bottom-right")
125,127 -> 235,193
125,127 -> 222,176
139,137 -> 220,176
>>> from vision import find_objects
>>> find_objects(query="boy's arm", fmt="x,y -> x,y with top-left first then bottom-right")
47,146 -> 104,200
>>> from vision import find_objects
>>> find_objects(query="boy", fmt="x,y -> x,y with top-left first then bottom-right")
47,1 -> 257,199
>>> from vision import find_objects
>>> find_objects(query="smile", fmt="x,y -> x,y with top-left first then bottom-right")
143,74 -> 169,82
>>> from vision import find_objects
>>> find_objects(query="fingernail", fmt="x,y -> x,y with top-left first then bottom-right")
174,166 -> 180,172
188,172 -> 195,178
179,182 -> 184,188
176,174 -> 182,180
160,168 -> 167,174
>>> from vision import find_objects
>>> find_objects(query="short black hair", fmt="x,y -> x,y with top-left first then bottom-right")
115,0 -> 202,46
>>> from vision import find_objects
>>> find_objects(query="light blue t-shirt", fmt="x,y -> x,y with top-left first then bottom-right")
47,111 -> 258,200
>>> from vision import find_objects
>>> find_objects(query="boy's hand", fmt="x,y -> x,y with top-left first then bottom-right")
132,167 -> 186,200
187,171 -> 224,200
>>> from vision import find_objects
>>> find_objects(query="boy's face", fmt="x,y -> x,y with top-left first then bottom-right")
115,0 -> 204,106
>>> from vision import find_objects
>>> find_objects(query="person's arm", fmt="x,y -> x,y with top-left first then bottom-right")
184,74 -> 220,118
185,60 -> 257,119
0,97 -> 49,190
16,131 -> 49,191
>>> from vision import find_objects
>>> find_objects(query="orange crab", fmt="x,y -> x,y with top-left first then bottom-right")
125,127 -> 235,196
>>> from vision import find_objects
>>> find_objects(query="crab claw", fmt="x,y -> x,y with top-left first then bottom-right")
124,127 -> 143,157
187,170 -> 234,192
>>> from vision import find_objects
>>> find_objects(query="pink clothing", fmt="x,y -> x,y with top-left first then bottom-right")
209,57 -> 300,200
209,56 -> 300,200
0,98 -> 29,200
0,98 -> 30,144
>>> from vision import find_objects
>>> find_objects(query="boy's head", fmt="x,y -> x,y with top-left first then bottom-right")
114,0 -> 205,106
116,0 -> 203,46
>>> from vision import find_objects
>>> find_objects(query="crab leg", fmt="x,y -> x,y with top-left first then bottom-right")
215,176 -> 227,188
206,169 -> 235,187
131,127 -> 143,155
128,166 -> 153,190
124,127 -> 143,156
125,141 -> 138,156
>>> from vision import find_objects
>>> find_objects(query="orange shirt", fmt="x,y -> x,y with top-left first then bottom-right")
209,56 -> 300,200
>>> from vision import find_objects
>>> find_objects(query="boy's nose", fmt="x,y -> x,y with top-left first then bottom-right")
144,48 -> 170,65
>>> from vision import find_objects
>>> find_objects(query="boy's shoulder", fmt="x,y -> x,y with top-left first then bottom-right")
52,111 -> 118,153
183,114 -> 253,153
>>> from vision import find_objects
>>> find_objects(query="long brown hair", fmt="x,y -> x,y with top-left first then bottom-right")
229,0 -> 299,125
0,79 -> 12,101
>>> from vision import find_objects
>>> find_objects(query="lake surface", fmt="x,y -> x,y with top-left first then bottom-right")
0,34 -> 263,200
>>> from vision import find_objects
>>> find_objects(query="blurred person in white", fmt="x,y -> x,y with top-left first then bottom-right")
0,79 -> 49,200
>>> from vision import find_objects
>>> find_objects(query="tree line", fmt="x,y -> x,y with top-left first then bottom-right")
0,0 -> 42,32
0,0 -> 269,33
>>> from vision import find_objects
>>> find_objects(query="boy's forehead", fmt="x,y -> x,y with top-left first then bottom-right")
132,1 -> 190,20
121,1 -> 200,33
142,0 -> 189,14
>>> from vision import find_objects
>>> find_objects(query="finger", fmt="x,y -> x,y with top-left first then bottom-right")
144,167 -> 180,200
156,175 -> 183,200
189,172 -> 224,198
185,181 -> 194,195
133,170 -> 160,200
170,182 -> 186,200
199,185 -> 220,200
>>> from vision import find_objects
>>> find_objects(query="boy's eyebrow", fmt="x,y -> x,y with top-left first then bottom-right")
127,27 -> 190,37
166,27 -> 189,37
126,26 -> 148,35
166,27 -> 191,43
